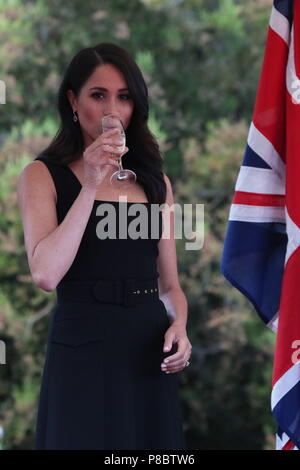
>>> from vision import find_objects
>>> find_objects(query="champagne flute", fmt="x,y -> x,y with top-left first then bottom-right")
101,114 -> 137,188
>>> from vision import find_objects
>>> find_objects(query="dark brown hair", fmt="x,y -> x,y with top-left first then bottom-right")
35,43 -> 166,204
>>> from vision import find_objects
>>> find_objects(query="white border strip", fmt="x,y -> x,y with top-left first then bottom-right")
270,5 -> 290,45
235,166 -> 285,194
247,123 -> 286,182
285,208 -> 300,265
229,204 -> 286,223
286,25 -> 299,102
267,311 -> 279,333
272,361 -> 300,409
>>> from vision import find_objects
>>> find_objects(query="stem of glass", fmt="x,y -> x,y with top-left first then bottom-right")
118,155 -> 123,171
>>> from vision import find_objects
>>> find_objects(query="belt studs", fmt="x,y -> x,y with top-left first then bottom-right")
132,288 -> 158,294
132,288 -> 158,295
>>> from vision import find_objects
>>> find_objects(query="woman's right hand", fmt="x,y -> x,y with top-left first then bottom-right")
82,128 -> 128,190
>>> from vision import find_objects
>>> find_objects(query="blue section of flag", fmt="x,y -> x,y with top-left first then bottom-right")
221,221 -> 287,324
242,144 -> 272,169
274,0 -> 294,25
273,381 -> 300,449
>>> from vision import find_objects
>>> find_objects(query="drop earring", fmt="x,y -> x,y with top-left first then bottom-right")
73,111 -> 78,122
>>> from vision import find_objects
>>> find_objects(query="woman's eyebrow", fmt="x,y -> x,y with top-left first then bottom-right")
89,86 -> 129,92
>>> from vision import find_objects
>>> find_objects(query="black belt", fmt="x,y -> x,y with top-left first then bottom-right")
56,277 -> 160,307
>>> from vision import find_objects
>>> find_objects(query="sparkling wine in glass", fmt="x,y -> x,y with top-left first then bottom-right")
101,114 -> 136,188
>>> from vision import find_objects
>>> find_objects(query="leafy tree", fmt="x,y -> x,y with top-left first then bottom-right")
0,0 -> 276,449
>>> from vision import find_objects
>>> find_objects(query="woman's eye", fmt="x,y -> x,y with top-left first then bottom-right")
91,92 -> 104,99
119,94 -> 131,100
90,92 -> 131,100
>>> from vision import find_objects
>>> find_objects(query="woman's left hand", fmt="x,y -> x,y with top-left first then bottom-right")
161,322 -> 192,373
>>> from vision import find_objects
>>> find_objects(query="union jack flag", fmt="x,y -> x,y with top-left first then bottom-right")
221,0 -> 300,450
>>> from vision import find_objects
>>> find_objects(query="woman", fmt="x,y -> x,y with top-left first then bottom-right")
17,43 -> 192,450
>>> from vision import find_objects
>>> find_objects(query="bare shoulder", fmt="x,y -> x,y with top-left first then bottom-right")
17,160 -> 57,205
162,173 -> 174,206
17,160 -> 58,275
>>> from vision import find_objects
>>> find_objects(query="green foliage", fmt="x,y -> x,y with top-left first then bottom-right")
201,0 -> 243,36
0,0 -> 276,450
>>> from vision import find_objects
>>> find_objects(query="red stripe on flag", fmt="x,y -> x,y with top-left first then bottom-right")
285,90 -> 300,228
252,27 -> 288,163
273,246 -> 300,384
294,0 -> 300,78
282,439 -> 295,450
233,191 -> 285,207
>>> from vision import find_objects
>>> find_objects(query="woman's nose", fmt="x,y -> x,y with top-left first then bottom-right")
104,98 -> 119,115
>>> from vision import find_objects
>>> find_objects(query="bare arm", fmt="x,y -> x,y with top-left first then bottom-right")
17,130 -> 125,292
17,161 -> 97,291
157,174 -> 188,327
157,174 -> 192,375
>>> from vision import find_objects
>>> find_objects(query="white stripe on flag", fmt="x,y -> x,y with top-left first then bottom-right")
286,25 -> 300,104
267,312 -> 279,333
276,432 -> 300,450
247,122 -> 286,181
235,166 -> 285,195
285,208 -> 300,265
276,431 -> 291,450
229,204 -> 285,223
271,361 -> 300,410
270,5 -> 290,45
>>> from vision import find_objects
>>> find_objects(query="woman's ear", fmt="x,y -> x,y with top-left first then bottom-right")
67,89 -> 77,112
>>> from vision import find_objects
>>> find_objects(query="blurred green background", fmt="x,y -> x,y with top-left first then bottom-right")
0,0 -> 276,450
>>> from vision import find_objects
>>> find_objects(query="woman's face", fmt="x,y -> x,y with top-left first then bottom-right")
67,63 -> 134,148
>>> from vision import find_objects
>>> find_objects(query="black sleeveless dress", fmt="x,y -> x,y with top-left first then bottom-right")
33,156 -> 186,450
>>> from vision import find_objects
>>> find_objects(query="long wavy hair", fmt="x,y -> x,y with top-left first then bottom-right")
35,43 -> 166,204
